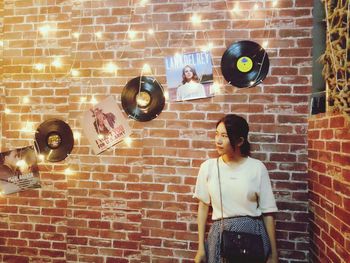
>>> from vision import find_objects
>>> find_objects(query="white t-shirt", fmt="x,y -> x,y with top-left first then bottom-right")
176,82 -> 206,101
193,157 -> 278,220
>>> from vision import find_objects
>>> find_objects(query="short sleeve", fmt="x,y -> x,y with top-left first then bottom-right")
258,164 -> 278,213
193,160 -> 210,204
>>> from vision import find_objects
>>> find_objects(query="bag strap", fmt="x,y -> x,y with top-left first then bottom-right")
217,158 -> 224,233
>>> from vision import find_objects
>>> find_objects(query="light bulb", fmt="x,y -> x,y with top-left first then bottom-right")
73,32 -> 80,38
38,154 -> 45,162
211,83 -> 221,94
262,40 -> 269,48
128,31 -> 136,39
52,57 -> 62,68
74,131 -> 81,140
71,69 -> 80,77
124,137 -> 132,147
95,31 -> 103,39
23,97 -> 30,104
34,63 -> 45,71
4,108 -> 11,114
104,62 -> 118,73
164,90 -> 169,100
142,64 -> 152,74
39,25 -> 51,36
90,96 -> 98,105
191,14 -> 201,25
140,0 -> 148,6
148,29 -> 154,35
64,168 -> 74,176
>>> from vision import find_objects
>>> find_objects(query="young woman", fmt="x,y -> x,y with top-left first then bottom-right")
176,65 -> 206,101
194,114 -> 278,263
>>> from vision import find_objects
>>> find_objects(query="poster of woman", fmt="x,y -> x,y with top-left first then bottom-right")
82,96 -> 131,154
165,51 -> 214,101
0,146 -> 40,195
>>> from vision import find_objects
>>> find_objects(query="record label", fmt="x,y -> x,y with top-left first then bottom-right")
35,119 -> 74,162
237,56 -> 253,73
121,76 -> 165,122
221,40 -> 269,88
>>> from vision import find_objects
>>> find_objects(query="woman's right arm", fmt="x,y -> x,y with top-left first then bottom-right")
195,200 -> 209,263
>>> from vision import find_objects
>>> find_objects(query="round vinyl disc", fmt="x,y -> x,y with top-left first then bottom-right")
121,76 -> 165,122
221,40 -> 270,88
35,119 -> 74,162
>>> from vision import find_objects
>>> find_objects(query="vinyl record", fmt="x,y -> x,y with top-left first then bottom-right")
121,76 -> 165,122
35,119 -> 74,162
221,40 -> 269,88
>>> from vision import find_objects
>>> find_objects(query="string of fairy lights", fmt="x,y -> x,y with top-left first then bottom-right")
0,0 -> 283,180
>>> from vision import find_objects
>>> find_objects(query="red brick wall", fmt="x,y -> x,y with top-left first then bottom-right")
308,113 -> 350,263
0,0 -> 313,262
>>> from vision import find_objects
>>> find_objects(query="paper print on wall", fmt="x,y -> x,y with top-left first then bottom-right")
0,146 -> 41,195
82,96 -> 132,154
165,51 -> 214,101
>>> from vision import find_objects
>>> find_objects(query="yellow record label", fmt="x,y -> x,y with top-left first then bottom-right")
236,56 -> 253,73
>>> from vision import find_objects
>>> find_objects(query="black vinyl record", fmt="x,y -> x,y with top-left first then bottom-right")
221,40 -> 269,88
121,76 -> 165,122
35,119 -> 74,162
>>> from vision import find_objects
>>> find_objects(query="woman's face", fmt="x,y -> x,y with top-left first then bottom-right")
183,67 -> 193,81
215,122 -> 234,156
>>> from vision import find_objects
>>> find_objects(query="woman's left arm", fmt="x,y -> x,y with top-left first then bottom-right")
263,213 -> 278,263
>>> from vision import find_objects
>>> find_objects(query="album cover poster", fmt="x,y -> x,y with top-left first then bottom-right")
0,146 -> 41,195
82,96 -> 132,154
165,51 -> 214,101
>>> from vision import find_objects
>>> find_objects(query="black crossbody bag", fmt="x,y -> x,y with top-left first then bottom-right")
217,158 -> 265,263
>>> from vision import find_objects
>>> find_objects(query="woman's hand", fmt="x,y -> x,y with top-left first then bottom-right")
194,248 -> 206,263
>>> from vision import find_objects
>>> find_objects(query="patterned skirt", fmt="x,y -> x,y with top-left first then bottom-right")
206,216 -> 271,263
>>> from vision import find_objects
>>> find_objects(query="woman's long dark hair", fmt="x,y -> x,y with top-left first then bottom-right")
182,65 -> 200,84
216,114 -> 251,157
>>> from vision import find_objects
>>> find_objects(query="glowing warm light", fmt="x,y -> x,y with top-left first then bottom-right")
52,57 -> 62,68
80,97 -> 87,103
254,4 -> 259,10
211,83 -> 221,94
262,40 -> 269,48
95,31 -> 103,39
148,29 -> 154,35
64,168 -> 74,176
128,30 -> 136,39
4,108 -> 11,114
73,131 -> 81,140
140,0 -> 148,5
250,81 -> 255,86
202,42 -> 214,51
0,40 -> 3,47
34,63 -> 45,71
142,64 -> 152,74
39,25 -> 51,36
72,32 -> 80,38
90,96 -> 98,105
0,190 -> 3,196
191,14 -> 202,25
71,69 -> 80,77
21,122 -> 33,132
38,154 -> 45,162
23,97 -> 30,104
164,90 -> 169,100
272,0 -> 278,7
98,134 -> 104,139
16,160 -> 26,168
232,3 -> 240,12
104,62 -> 118,73
124,137 -> 132,147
